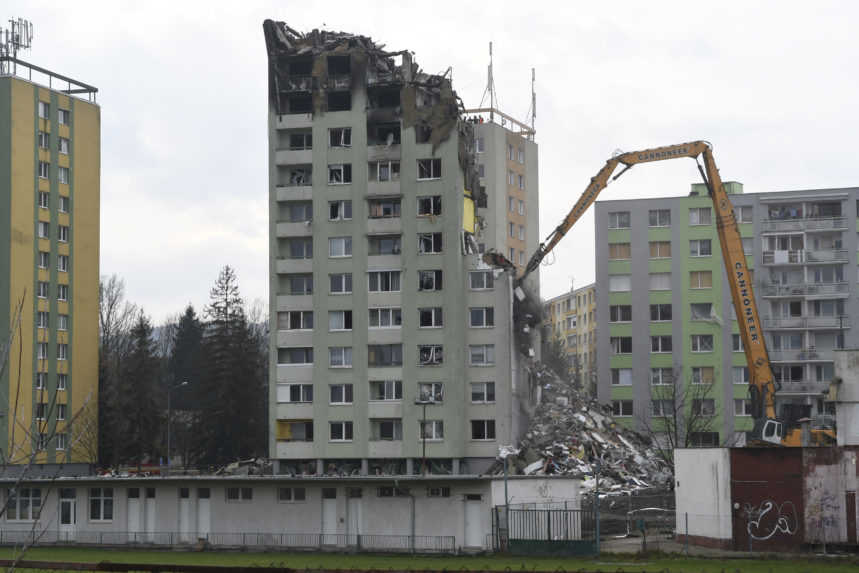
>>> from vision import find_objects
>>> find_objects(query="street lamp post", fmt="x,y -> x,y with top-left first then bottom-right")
167,380 -> 189,475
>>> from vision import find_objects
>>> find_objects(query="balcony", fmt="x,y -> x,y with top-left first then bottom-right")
275,257 -> 312,274
760,282 -> 850,297
768,348 -> 833,362
275,402 -> 313,420
275,441 -> 314,458
776,381 -> 831,395
368,144 -> 401,162
276,221 -> 313,237
275,148 -> 312,165
367,217 -> 402,235
763,316 -> 850,330
761,217 -> 848,233
762,250 -> 848,265
283,75 -> 312,92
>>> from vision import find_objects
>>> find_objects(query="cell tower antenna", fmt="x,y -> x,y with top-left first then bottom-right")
530,68 -> 536,133
0,17 -> 34,76
478,41 -> 498,122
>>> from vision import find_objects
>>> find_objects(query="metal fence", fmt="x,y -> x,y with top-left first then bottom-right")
492,506 -> 597,556
0,529 -> 456,553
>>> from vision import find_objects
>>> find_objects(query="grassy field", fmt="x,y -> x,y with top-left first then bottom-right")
0,547 -> 857,573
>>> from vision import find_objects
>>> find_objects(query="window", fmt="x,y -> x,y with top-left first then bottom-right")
57,374 -> 67,390
732,366 -> 749,385
509,247 -> 515,261
651,368 -> 673,386
286,201 -> 312,222
692,399 -> 716,417
690,432 -> 720,447
508,170 -> 515,185
369,160 -> 401,182
226,488 -> 253,502
35,372 -> 47,389
691,334 -> 714,352
288,131 -> 312,150
690,303 -> 713,321
608,275 -> 631,292
610,337 -> 632,354
368,344 -> 403,367
89,488 -> 113,521
287,238 -> 313,259
689,239 -> 712,257
7,488 -> 42,521
38,221 -> 49,238
38,191 -> 49,209
58,225 -> 69,243
37,433 -> 47,451
418,269 -> 443,291
35,402 -> 47,420
329,347 -> 353,368
650,304 -> 672,321
649,272 -> 671,290
329,127 -> 352,147
57,404 -> 67,420
58,167 -> 70,184
417,195 -> 442,216
368,198 -> 400,218
518,174 -> 525,190
328,163 -> 352,184
38,251 -> 49,269
611,368 -> 632,386
378,486 -> 410,497
329,273 -> 352,294
58,314 -> 69,331
518,199 -> 525,215
328,237 -> 352,257
469,271 -> 494,290
58,343 -> 68,360
329,200 -> 352,221
770,333 -> 803,351
471,420 -> 496,440
419,307 -> 444,328
735,205 -> 753,223
732,334 -> 744,352
277,347 -> 314,365
368,235 -> 401,255
734,399 -> 752,417
369,307 -> 402,328
417,158 -> 442,180
38,161 -> 49,179
518,148 -> 525,163
370,380 -> 402,401
58,255 -> 69,272
419,420 -> 444,440
369,270 -> 401,292
741,237 -> 752,255
478,164 -> 486,178
608,211 -> 631,229
649,241 -> 671,258
509,222 -> 515,238
328,310 -> 352,331
418,382 -> 444,402
419,345 -> 444,366
59,196 -> 69,213
330,383 -> 354,403
469,307 -> 494,328
37,342 -> 48,360
38,101 -> 49,119
471,382 -> 495,403
692,366 -> 715,385
56,433 -> 67,450
279,310 -> 313,330
330,421 -> 354,441
278,384 -> 313,403
469,344 -> 495,366
518,225 -> 525,241
648,209 -> 671,227
689,207 -> 711,225
690,270 -> 712,289
277,420 -> 313,442
612,400 -> 633,417
58,109 -> 70,125
651,399 -> 673,417
418,233 -> 443,254
285,274 -> 313,296
508,144 -> 514,160
371,419 -> 403,441
475,137 -> 485,153
37,281 -> 48,299
278,487 -> 307,502
608,243 -> 631,260
608,305 -> 631,323
427,486 -> 451,498
651,336 -> 673,353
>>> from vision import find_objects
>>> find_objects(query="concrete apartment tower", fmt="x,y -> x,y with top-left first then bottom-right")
263,21 -> 539,476
0,55 -> 100,464
596,183 -> 858,446
543,283 -> 598,396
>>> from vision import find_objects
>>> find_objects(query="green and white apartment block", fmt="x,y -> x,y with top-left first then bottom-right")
596,183 -> 859,446
264,22 -> 539,476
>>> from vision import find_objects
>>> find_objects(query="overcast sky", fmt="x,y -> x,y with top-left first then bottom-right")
7,1 -> 859,322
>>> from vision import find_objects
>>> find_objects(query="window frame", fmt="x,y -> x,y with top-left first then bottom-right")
470,419 -> 496,441
470,381 -> 496,403
648,209 -> 671,227
691,334 -> 715,353
89,487 -> 113,522
327,163 -> 353,185
419,344 -> 444,366
329,383 -> 354,404
650,335 -> 673,354
417,195 -> 442,216
689,239 -> 712,257
468,344 -> 495,366
328,236 -> 353,258
329,421 -> 354,442
368,270 -> 401,293
469,271 -> 494,290
688,207 -> 712,226
328,346 -> 353,368
329,273 -> 352,295
607,211 -> 631,229
469,307 -> 495,328
368,307 -> 402,329
417,158 -> 442,180
611,400 -> 633,417
417,233 -> 443,255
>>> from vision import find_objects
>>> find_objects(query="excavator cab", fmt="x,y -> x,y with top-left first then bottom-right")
760,419 -> 784,445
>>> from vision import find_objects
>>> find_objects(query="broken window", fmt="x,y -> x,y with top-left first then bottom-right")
418,270 -> 442,291
329,421 -> 354,441
419,307 -> 444,328
327,55 -> 350,75
417,196 -> 442,216
327,91 -> 351,111
471,420 -> 496,441
329,127 -> 352,147
328,163 -> 352,184
371,419 -> 403,441
419,345 -> 443,366
286,166 -> 312,186
417,158 -> 442,180
287,94 -> 312,113
368,122 -> 401,146
368,198 -> 401,218
418,233 -> 442,254
329,273 -> 352,294
416,124 -> 432,143
330,383 -> 354,404
690,303 -> 713,321
369,87 -> 401,109
418,382 -> 443,402
369,307 -> 402,328
370,380 -> 402,401
470,382 -> 495,403
369,161 -> 400,182
329,200 -> 352,221
469,344 -> 494,366
328,310 -> 353,331
288,131 -> 312,150
611,400 -> 633,417
368,235 -> 401,255
289,59 -> 312,76
368,344 -> 403,367
369,270 -> 401,292
419,420 -> 444,440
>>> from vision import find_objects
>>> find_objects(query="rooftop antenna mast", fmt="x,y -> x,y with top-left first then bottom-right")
0,17 -> 34,76
530,68 -> 536,138
478,42 -> 498,123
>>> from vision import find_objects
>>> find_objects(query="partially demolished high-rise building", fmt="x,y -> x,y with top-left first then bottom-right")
263,21 -> 539,476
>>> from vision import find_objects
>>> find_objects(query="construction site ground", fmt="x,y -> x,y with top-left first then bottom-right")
3,546 -> 859,573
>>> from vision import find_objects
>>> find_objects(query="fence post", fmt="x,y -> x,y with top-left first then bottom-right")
684,512 -> 689,556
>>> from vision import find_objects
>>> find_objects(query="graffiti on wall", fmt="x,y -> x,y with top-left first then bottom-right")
743,500 -> 799,541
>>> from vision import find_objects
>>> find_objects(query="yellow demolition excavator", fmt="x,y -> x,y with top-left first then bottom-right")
487,140 -> 835,446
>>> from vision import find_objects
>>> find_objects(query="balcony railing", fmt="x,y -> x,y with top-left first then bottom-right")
763,316 -> 850,329
768,348 -> 833,362
759,282 -> 850,297
762,250 -> 848,265
777,381 -> 831,395
761,216 -> 848,233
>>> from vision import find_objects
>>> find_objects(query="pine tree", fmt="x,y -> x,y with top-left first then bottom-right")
120,311 -> 161,468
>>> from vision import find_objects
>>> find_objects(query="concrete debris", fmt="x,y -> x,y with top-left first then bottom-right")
489,363 -> 672,495
215,458 -> 273,476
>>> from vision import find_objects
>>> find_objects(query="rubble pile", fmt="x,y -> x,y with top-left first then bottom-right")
492,364 -> 672,494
